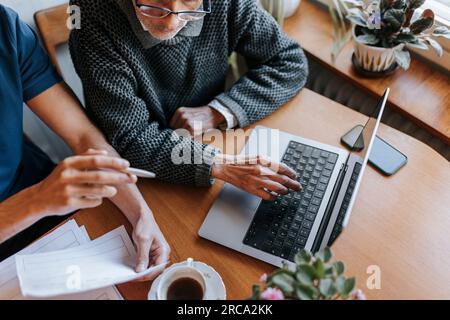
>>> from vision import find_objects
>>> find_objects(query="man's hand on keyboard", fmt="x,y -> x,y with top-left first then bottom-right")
211,154 -> 302,201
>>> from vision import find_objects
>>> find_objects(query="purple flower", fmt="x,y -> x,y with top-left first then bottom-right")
260,287 -> 285,300
351,289 -> 367,300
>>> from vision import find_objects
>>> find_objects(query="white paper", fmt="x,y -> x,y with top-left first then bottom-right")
0,220 -> 122,300
15,226 -> 166,298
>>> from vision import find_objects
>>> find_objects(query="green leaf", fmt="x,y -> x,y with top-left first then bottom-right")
393,49 -> 411,70
319,278 -> 337,298
383,9 -> 406,31
325,266 -> 334,276
271,273 -> 296,294
333,261 -> 345,276
425,37 -> 443,57
395,33 -> 417,43
433,26 -> 450,39
408,0 -> 426,9
346,9 -> 367,28
343,277 -> 356,296
341,0 -> 365,6
335,275 -> 346,294
314,258 -> 325,279
410,17 -> 434,34
296,264 -> 316,285
295,249 -> 312,264
250,285 -> 261,300
392,0 -> 407,9
356,34 -> 379,45
406,39 -> 429,50
296,285 -> 318,300
315,247 -> 333,263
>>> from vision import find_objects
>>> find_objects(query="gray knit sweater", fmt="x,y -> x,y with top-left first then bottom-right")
69,0 -> 309,186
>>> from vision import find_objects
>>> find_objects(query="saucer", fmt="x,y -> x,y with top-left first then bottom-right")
148,260 -> 226,300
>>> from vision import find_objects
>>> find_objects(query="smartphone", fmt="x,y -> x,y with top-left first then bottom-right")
341,125 -> 407,176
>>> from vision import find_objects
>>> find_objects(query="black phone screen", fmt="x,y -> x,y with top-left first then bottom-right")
369,136 -> 407,176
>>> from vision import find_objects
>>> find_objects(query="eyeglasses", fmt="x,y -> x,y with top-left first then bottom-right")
135,0 -> 212,21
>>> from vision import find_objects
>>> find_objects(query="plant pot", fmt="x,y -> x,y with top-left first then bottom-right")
283,0 -> 301,17
260,0 -> 301,24
352,26 -> 404,73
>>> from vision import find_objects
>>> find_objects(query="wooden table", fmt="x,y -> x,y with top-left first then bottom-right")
73,89 -> 450,300
284,0 -> 450,145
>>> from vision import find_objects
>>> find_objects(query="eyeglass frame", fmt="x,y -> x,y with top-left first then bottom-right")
134,0 -> 212,20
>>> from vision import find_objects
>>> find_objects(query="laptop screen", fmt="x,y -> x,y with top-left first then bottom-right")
342,88 -> 390,228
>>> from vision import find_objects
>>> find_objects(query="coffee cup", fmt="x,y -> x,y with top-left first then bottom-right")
156,258 -> 206,300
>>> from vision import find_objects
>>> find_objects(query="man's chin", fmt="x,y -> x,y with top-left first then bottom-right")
149,29 -> 181,41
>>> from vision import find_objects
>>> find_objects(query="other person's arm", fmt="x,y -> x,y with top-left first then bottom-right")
27,82 -> 170,275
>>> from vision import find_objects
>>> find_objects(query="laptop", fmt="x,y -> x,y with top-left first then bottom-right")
199,89 -> 390,268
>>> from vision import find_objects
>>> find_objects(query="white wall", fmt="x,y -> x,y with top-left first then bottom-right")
1,0 -> 85,162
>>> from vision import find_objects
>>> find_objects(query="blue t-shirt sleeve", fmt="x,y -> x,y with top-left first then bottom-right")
7,7 -> 62,101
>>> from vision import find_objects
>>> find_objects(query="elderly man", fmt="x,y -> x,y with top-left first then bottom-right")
69,0 -> 308,200
0,4 -> 169,276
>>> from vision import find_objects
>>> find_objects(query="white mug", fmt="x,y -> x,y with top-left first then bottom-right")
156,258 -> 207,300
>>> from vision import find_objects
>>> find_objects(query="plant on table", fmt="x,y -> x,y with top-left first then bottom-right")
250,247 -> 366,300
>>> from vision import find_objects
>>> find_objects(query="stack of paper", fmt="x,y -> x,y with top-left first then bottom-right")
0,220 -> 123,300
14,224 -> 166,298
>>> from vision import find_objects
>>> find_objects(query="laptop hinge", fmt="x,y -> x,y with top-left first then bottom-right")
311,163 -> 348,253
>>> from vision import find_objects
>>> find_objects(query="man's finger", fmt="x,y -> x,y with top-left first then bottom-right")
135,239 -> 152,273
268,173 -> 302,192
64,155 -> 130,171
73,197 -> 104,209
81,149 -> 109,156
70,185 -> 118,198
249,187 -> 278,201
254,177 -> 289,196
64,170 -> 137,185
170,108 -> 187,129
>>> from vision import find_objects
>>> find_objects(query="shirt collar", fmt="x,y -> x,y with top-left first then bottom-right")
116,0 -> 204,49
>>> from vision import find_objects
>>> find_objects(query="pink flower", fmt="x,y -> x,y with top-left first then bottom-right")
260,287 -> 285,300
351,289 -> 366,300
259,273 -> 268,283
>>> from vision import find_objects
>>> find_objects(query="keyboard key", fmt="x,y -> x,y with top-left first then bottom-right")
321,151 -> 330,158
322,169 -> 332,177
319,176 -> 330,184
296,144 -> 305,152
296,237 -> 307,246
305,212 -> 316,221
311,197 -> 322,206
303,147 -> 313,157
299,228 -> 310,237
328,153 -> 338,163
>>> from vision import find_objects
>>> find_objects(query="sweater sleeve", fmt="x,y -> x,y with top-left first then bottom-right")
215,0 -> 309,128
69,2 -> 218,187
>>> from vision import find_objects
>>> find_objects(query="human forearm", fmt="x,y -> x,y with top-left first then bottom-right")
0,184 -> 47,243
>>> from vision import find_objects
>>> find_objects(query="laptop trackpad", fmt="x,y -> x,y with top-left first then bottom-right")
199,184 -> 261,251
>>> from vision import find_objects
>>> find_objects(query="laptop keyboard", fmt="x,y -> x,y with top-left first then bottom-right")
243,141 -> 338,262
328,162 -> 362,246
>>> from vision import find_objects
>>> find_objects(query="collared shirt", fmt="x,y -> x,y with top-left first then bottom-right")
118,0 -> 238,129
0,5 -> 61,201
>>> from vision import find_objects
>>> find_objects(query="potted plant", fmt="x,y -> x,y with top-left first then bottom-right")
250,247 -> 366,300
329,0 -> 450,75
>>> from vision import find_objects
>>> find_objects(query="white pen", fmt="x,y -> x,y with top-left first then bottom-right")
125,167 -> 156,179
